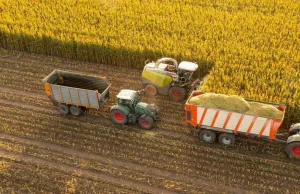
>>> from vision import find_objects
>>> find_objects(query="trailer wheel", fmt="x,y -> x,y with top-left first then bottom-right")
111,110 -> 128,125
286,142 -> 300,158
168,87 -> 186,101
70,106 -> 83,116
145,84 -> 157,96
199,129 -> 216,144
138,116 -> 154,130
218,133 -> 236,146
58,104 -> 70,115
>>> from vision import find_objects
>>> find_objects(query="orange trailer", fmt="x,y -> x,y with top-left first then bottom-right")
185,91 -> 286,146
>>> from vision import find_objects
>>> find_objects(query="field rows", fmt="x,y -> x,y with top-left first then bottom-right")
1,103 -> 300,193
0,139 -> 204,193
1,50 -> 300,193
0,153 -> 147,194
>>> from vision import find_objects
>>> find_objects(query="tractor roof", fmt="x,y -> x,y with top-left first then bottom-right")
178,62 -> 198,71
116,89 -> 137,100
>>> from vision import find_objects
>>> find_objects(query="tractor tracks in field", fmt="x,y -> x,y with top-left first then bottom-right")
0,85 -> 253,193
0,149 -> 172,194
0,132 -> 250,194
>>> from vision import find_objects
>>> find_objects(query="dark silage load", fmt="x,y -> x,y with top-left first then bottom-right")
189,93 -> 283,119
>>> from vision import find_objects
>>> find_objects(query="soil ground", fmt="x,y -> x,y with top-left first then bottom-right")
1,49 -> 300,194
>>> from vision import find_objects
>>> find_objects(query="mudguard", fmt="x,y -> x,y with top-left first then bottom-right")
289,123 -> 300,136
289,123 -> 300,132
110,105 -> 130,115
287,133 -> 300,144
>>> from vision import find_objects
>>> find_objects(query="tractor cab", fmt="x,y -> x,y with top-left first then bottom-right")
177,61 -> 198,84
116,89 -> 140,110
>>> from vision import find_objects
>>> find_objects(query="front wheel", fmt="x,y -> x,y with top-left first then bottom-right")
111,110 -> 128,125
168,87 -> 186,101
199,129 -> 216,144
138,116 -> 154,130
286,142 -> 300,159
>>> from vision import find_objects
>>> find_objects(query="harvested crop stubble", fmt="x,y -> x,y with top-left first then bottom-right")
189,93 -> 283,119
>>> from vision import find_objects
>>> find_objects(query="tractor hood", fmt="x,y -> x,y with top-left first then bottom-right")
136,102 -> 148,109
136,102 -> 160,118
178,62 -> 198,71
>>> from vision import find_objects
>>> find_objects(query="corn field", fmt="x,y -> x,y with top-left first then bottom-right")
0,0 -> 299,126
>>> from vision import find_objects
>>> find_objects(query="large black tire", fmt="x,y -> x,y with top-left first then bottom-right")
286,142 -> 300,159
199,129 -> 216,144
168,87 -> 187,101
58,104 -> 70,115
218,133 -> 236,146
138,116 -> 154,130
111,110 -> 128,125
145,84 -> 158,96
70,106 -> 83,116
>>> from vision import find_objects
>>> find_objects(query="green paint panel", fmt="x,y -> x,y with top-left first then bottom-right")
142,70 -> 172,88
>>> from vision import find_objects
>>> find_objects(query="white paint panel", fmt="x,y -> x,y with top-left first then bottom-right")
225,113 -> 242,131
196,107 -> 205,124
213,110 -> 229,128
202,109 -> 217,126
250,117 -> 267,135
262,120 -> 272,137
51,85 -> 62,102
61,87 -> 71,103
237,115 -> 254,132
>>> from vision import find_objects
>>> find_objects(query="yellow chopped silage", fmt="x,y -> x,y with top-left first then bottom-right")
189,93 -> 283,119
245,102 -> 283,119
189,93 -> 249,113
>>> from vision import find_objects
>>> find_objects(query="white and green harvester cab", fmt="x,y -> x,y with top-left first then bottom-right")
141,57 -> 198,101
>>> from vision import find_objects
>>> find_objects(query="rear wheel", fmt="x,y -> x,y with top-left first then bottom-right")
286,142 -> 300,158
58,104 -> 70,115
138,116 -> 154,130
218,133 -> 236,146
199,129 -> 216,144
111,110 -> 128,125
168,87 -> 186,101
70,106 -> 83,116
145,84 -> 157,96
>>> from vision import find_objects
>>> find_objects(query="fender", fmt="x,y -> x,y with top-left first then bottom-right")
289,123 -> 300,136
110,105 -> 130,115
287,133 -> 300,144
138,114 -> 147,119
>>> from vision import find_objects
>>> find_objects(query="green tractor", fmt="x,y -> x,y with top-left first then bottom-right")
110,89 -> 159,130
141,57 -> 199,101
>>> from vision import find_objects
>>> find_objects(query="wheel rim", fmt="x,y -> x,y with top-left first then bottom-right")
59,105 -> 68,114
114,112 -> 124,122
203,133 -> 212,141
222,137 -> 232,145
71,107 -> 78,114
147,86 -> 156,95
141,120 -> 149,128
291,145 -> 300,157
172,91 -> 181,98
